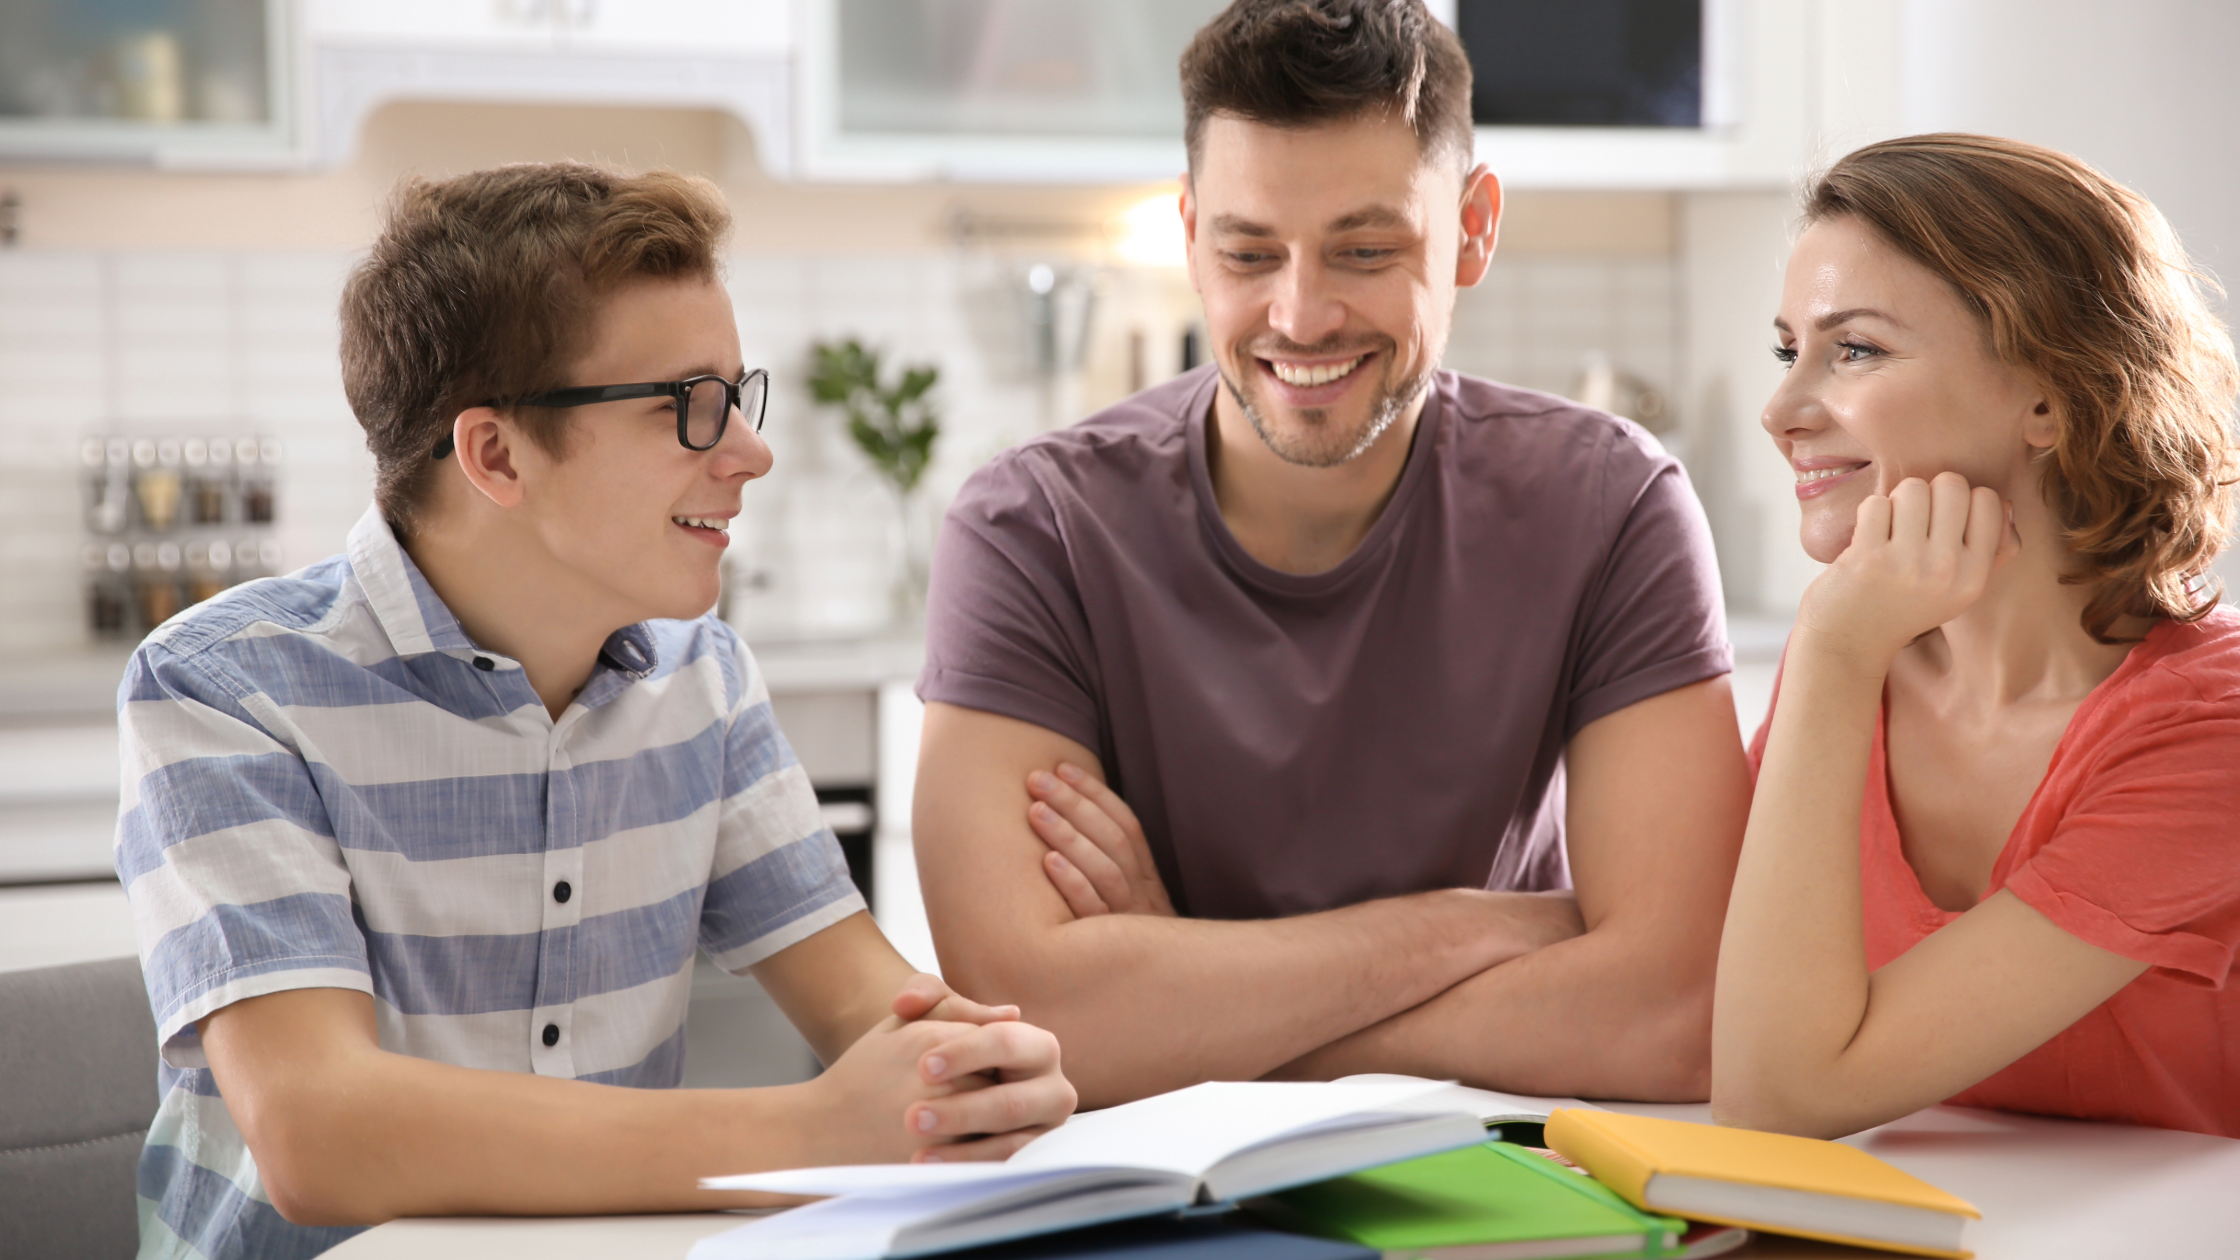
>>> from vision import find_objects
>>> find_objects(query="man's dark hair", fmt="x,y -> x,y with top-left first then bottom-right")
1179,0 -> 1473,173
339,162 -> 731,533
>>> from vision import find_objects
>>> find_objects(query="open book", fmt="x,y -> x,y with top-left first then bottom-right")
691,1080 -> 1500,1260
1327,1075 -> 1598,1130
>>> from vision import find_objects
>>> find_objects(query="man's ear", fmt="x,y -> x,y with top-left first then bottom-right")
451,407 -> 527,509
1179,175 -> 1202,296
1455,164 -> 1501,288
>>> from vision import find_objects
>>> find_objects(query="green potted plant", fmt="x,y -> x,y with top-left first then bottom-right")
807,338 -> 943,627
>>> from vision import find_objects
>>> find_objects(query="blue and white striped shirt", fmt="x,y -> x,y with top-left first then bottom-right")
116,506 -> 865,1260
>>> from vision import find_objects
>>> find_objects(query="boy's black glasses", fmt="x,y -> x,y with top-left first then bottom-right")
431,369 -> 769,460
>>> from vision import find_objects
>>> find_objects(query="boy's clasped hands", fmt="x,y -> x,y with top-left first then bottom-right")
813,975 -> 1074,1165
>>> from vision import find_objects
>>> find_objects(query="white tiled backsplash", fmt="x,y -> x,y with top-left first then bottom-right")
0,247 -> 1680,656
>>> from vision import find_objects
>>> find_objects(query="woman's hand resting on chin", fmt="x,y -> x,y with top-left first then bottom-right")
1795,471 -> 2020,669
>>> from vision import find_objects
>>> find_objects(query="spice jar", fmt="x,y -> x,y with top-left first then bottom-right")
85,544 -> 130,638
87,438 -> 130,534
239,439 -> 275,524
185,541 -> 227,605
137,540 -> 183,628
186,438 -> 228,524
135,439 -> 183,531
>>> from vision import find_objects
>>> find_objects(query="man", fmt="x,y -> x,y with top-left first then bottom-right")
118,165 -> 1072,1260
914,0 -> 1750,1109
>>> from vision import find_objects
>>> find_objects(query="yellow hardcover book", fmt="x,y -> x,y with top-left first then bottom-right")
1544,1110 -> 1979,1259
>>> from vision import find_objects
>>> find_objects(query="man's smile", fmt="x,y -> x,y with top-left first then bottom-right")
1253,348 -> 1383,408
1266,355 -> 1367,387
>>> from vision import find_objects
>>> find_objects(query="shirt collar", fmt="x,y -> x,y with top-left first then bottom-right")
345,505 -> 665,682
598,624 -> 659,679
346,506 -> 477,657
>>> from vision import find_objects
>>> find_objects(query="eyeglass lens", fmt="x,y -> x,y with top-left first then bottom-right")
684,374 -> 767,448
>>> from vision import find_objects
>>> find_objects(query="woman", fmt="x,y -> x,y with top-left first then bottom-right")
1713,133 -> 2240,1139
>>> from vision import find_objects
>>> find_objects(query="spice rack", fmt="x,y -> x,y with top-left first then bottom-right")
81,435 -> 281,640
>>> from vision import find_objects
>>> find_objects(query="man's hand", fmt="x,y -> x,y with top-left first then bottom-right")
1026,762 -> 1177,918
805,981 -> 1076,1166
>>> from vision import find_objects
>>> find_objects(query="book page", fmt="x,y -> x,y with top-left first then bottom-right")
707,1076 -> 1460,1192
1007,1079 -> 1457,1177
1333,1074 -> 1599,1124
704,1078 -> 1459,1197
704,1162 -> 1046,1197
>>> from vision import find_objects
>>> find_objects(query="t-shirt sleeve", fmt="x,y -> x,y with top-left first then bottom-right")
700,631 -> 867,973
916,453 -> 1105,754
116,643 -> 371,1069
2003,696 -> 2240,987
1562,439 -> 1734,736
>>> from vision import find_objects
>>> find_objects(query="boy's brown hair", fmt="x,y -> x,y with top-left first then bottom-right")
1805,134 -> 2238,642
1179,0 -> 1474,174
340,163 -> 732,532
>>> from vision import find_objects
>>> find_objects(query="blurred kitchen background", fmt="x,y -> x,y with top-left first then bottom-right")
2,0 -> 2236,1083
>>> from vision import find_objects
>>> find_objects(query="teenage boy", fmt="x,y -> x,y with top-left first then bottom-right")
117,165 -> 1073,1260
914,0 -> 1752,1108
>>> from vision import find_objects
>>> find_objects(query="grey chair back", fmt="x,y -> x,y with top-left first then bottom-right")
0,956 -> 159,1260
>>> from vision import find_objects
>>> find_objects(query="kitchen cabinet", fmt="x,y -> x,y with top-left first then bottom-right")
794,0 -> 1205,182
305,0 -> 794,171
795,0 -> 1824,189
0,0 -> 298,168
0,1 -> 795,171
303,0 -> 792,57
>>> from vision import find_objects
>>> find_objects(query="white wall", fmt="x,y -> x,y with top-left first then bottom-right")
1689,0 -> 2240,616
1902,0 -> 2240,293
1678,190 -> 1806,617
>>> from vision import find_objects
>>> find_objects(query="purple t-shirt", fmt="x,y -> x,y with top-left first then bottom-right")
919,367 -> 1729,921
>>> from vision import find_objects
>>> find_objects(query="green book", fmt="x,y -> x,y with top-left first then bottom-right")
1248,1142 -> 1696,1260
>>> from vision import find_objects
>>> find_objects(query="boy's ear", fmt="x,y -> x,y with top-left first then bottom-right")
451,407 -> 527,509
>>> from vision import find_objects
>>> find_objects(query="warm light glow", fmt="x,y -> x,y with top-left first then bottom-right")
1112,191 -> 1187,268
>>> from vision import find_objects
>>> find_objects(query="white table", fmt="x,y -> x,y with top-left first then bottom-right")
327,1101 -> 2240,1259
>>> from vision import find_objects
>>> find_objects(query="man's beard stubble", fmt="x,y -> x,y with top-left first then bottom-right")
1219,351 -> 1434,469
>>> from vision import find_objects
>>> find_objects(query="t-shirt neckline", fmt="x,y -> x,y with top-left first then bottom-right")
1870,616 -> 2181,921
1183,369 -> 1447,597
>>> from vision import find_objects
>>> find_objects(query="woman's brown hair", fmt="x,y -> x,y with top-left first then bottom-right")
340,163 -> 732,533
1804,133 -> 2238,641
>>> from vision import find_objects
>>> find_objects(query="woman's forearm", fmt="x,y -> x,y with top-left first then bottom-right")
1712,636 -> 1888,1132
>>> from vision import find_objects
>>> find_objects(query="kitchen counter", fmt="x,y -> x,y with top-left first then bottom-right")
0,637 -> 923,721
0,645 -> 137,722
0,634 -> 927,887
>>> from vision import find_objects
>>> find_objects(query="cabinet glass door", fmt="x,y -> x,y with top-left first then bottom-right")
837,0 -> 1223,139
0,0 -> 290,162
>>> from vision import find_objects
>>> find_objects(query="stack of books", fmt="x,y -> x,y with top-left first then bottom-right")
687,1078 -> 1977,1260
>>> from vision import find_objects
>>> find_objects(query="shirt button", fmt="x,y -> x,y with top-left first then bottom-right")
542,1023 -> 560,1047
473,656 -> 495,672
553,880 -> 572,904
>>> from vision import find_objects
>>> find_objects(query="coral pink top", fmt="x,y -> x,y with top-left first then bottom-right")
1748,607 -> 2240,1137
